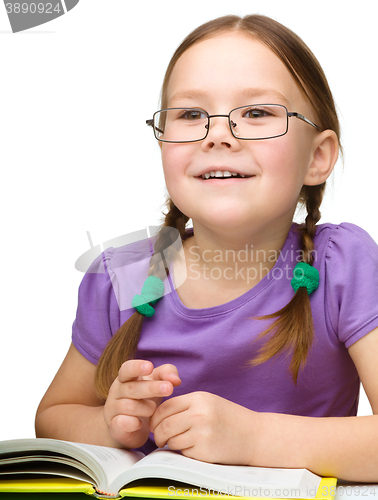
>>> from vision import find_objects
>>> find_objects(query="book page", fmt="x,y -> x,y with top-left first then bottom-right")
0,462 -> 93,483
117,449 -> 321,498
68,442 -> 143,467
54,441 -> 144,492
0,439 -> 144,495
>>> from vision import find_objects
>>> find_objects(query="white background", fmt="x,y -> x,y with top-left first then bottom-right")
0,1 -> 377,441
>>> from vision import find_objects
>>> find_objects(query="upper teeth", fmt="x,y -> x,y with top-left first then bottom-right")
201,170 -> 246,179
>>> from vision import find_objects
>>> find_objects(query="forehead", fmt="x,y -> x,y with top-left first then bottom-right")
166,32 -> 306,110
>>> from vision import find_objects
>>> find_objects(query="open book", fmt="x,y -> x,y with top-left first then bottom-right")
0,439 -> 336,499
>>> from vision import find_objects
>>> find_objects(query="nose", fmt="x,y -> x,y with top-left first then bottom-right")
203,114 -> 239,148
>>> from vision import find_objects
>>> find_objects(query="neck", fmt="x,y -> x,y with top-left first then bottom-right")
182,220 -> 293,290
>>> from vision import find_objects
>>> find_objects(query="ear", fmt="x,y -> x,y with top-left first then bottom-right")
303,130 -> 339,186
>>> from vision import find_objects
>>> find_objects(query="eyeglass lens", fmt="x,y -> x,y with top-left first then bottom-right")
153,105 -> 289,142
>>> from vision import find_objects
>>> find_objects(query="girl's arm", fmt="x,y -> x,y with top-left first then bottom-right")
35,343 -> 181,449
35,343 -> 117,447
244,326 -> 378,481
150,327 -> 378,481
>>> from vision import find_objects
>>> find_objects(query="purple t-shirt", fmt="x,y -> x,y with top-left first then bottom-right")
72,222 -> 378,454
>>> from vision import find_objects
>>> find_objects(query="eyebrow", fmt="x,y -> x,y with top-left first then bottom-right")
168,88 -> 291,107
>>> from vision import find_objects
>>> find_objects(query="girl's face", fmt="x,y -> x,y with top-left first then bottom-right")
161,32 -> 321,238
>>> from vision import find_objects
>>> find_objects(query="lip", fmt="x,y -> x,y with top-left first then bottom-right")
195,175 -> 256,184
195,167 -> 254,178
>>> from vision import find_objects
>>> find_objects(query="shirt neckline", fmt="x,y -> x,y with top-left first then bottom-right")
167,225 -> 297,318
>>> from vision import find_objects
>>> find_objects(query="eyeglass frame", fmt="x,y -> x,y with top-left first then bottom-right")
146,103 -> 322,143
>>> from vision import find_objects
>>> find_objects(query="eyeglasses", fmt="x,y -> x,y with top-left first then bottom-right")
146,104 -> 321,143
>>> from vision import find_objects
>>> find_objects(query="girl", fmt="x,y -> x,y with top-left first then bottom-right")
35,15 -> 378,482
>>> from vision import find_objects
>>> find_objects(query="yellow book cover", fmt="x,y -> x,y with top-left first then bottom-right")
119,477 -> 337,500
0,477 -> 337,500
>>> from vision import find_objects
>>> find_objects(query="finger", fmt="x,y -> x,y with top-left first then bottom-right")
153,411 -> 192,448
150,395 -> 189,431
151,364 -> 181,386
110,414 -> 143,434
115,379 -> 176,401
118,359 -> 154,383
167,434 -> 195,453
112,397 -> 157,419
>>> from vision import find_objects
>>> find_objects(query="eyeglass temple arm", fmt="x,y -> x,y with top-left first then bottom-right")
146,119 -> 164,135
288,112 -> 322,131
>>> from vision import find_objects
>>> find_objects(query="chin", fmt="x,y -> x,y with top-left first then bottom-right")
196,214 -> 252,232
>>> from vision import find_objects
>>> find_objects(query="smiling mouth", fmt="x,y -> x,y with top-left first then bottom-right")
198,170 -> 254,180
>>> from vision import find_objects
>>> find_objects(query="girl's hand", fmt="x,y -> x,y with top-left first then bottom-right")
149,392 -> 257,465
103,359 -> 181,449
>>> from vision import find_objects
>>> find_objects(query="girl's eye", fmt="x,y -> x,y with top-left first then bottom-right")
243,107 -> 271,119
179,110 -> 206,120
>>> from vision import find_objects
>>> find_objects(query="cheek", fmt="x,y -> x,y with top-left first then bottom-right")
161,144 -> 191,197
260,134 -> 311,186
161,145 -> 179,187
161,142 -> 196,173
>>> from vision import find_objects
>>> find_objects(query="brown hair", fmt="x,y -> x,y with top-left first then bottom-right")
95,14 -> 341,399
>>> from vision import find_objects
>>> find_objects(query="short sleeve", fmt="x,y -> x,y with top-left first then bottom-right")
72,248 -> 122,365
325,223 -> 378,348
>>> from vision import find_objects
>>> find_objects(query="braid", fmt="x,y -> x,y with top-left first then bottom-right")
148,199 -> 189,280
250,185 -> 324,384
299,184 -> 324,265
94,198 -> 189,400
